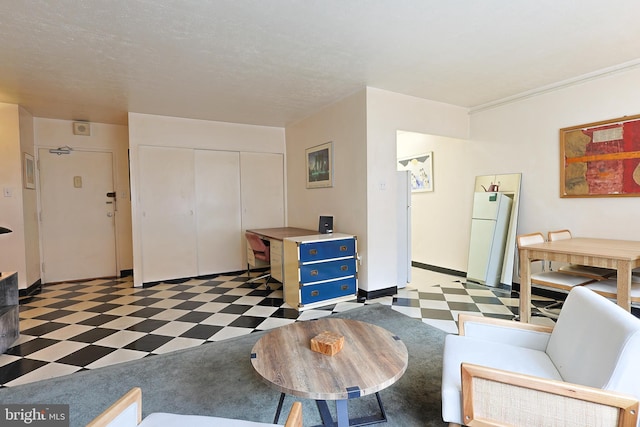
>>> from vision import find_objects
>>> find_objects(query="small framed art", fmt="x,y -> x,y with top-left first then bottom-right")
397,152 -> 433,192
23,153 -> 36,189
306,142 -> 333,188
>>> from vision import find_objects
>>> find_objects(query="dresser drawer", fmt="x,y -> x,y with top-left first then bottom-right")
299,258 -> 356,283
298,239 -> 355,262
300,278 -> 357,305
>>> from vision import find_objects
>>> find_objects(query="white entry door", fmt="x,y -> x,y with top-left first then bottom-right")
39,148 -> 117,283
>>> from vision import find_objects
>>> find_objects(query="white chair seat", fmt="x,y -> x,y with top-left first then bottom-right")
558,264 -> 615,280
584,279 -> 640,301
531,271 -> 593,289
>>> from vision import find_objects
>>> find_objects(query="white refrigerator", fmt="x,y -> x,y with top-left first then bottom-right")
466,192 -> 513,287
396,171 -> 411,288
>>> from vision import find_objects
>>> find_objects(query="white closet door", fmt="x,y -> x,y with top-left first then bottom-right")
240,152 -> 285,230
139,146 -> 197,283
195,150 -> 243,275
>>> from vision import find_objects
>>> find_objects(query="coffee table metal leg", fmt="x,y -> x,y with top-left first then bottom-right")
314,392 -> 388,427
316,400 -> 334,426
375,392 -> 388,422
336,399 -> 349,426
273,392 -> 286,424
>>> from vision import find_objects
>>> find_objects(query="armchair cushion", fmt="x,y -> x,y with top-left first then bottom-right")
140,413 -> 280,427
442,335 -> 562,423
460,315 -> 552,351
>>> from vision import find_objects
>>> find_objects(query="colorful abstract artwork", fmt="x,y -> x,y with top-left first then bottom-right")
561,115 -> 640,197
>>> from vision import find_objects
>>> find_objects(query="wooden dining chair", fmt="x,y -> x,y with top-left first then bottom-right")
516,232 -> 594,318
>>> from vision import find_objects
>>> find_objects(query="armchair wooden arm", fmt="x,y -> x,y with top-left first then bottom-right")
87,387 -> 142,427
284,402 -> 302,427
461,363 -> 639,427
457,314 -> 553,336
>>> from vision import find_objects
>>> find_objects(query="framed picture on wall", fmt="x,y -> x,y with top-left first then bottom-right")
23,153 -> 36,189
306,142 -> 333,188
398,152 -> 433,192
560,114 -> 640,197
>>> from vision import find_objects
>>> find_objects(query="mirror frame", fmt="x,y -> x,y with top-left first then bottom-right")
472,173 -> 522,287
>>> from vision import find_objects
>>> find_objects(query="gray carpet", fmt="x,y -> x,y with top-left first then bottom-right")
0,304 -> 448,427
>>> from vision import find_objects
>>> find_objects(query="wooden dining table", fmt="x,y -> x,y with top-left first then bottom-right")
519,237 -> 640,322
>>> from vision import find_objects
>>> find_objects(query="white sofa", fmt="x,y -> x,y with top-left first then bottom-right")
87,387 -> 302,427
441,286 -> 640,426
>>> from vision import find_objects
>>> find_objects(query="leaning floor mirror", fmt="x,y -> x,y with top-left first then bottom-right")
467,173 -> 522,288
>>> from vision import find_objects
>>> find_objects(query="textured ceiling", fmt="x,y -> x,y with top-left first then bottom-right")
1,1 -> 640,127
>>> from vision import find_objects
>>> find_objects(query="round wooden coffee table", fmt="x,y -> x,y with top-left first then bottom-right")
250,318 -> 408,427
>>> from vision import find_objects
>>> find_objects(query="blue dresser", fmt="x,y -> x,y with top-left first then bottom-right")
283,233 -> 357,310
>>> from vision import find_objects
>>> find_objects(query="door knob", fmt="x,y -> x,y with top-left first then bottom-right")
107,212 -> 114,217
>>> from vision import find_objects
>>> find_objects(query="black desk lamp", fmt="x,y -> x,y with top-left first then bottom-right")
0,227 -> 12,277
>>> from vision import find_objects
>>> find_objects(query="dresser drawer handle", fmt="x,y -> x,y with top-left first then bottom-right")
341,284 -> 349,291
340,245 -> 347,251
340,265 -> 348,271
309,249 -> 318,256
310,270 -> 319,276
311,290 -> 319,297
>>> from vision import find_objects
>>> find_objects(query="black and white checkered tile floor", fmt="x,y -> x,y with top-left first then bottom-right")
0,268 -> 557,388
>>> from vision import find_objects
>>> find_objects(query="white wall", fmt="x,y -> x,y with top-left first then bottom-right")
19,107 -> 39,287
285,90 -> 368,282
470,67 -> 640,256
0,104 -> 26,287
285,88 -> 470,292
397,131 -> 474,272
128,112 -> 286,286
393,68 -> 640,282
365,88 -> 470,291
34,118 -> 132,276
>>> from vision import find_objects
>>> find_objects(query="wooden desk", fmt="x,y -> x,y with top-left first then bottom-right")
251,318 -> 408,426
247,227 -> 318,241
246,228 -> 317,283
519,237 -> 640,322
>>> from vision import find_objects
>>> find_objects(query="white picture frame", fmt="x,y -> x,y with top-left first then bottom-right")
306,142 -> 333,188
23,153 -> 36,189
397,152 -> 433,192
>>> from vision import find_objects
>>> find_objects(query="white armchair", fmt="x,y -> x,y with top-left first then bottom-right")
441,286 -> 640,426
87,387 -> 302,427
